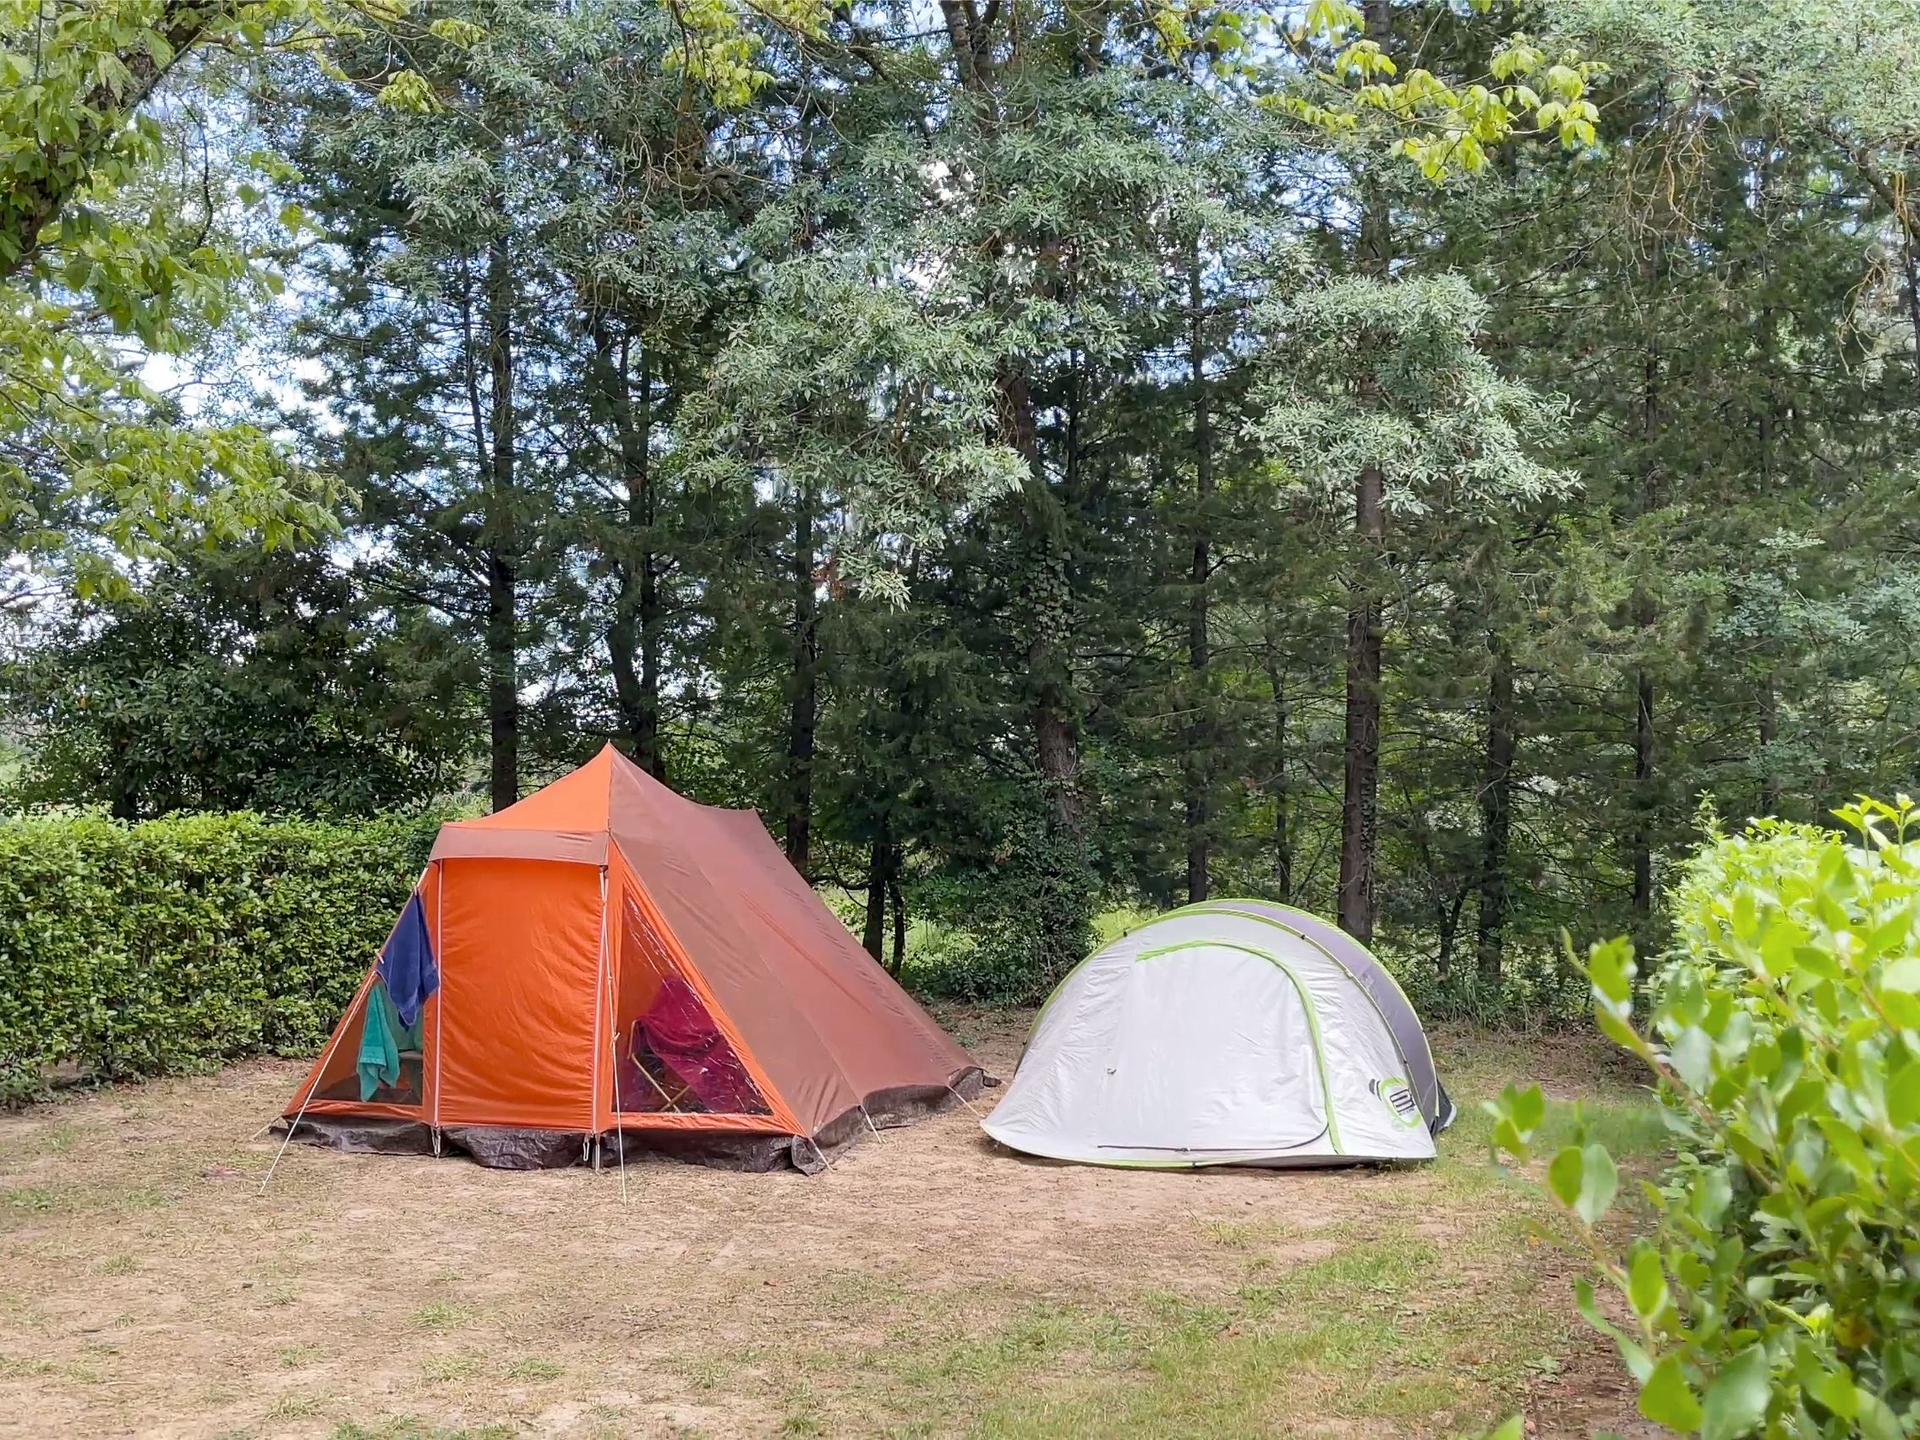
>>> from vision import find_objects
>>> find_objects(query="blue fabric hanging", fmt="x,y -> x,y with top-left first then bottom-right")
377,891 -> 439,1029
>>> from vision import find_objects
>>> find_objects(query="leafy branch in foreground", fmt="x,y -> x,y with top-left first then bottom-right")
0,0 -> 447,592
1281,0 -> 1610,179
1485,798 -> 1920,1436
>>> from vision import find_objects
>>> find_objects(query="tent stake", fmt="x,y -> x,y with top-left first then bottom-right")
612,1118 -> 628,1206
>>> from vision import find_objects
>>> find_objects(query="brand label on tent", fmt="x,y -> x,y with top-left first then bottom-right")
1373,1076 -> 1422,1128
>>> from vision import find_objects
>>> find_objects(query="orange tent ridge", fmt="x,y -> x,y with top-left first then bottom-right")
277,745 -> 987,1172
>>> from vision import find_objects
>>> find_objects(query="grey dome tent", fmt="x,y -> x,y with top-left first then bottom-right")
982,901 -> 1455,1168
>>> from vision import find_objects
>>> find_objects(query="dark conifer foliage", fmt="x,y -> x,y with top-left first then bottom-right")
7,0 -> 1920,1011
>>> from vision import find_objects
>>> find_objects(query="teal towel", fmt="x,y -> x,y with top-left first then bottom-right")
357,980 -> 404,1101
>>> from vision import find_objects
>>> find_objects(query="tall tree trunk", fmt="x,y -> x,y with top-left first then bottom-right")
1758,671 -> 1780,817
1902,210 -> 1920,412
109,750 -> 138,822
1338,0 -> 1393,943
1632,670 -> 1655,928
939,0 -> 1080,836
863,834 -> 890,962
1339,471 -> 1384,942
604,338 -> 665,778
484,233 -> 518,814
1262,623 -> 1293,903
1436,886 -> 1467,979
889,870 -> 907,978
1476,634 -> 1516,983
785,477 -> 819,874
1626,148 -> 1668,939
1185,248 -> 1213,905
1001,362 -> 1082,835
1628,380 -> 1658,936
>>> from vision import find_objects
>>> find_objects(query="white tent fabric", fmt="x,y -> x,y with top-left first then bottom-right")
982,905 -> 1445,1167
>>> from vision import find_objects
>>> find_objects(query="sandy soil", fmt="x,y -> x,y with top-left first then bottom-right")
0,1010 -> 1654,1439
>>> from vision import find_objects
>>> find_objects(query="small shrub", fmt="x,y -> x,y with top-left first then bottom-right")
1489,798 -> 1920,1436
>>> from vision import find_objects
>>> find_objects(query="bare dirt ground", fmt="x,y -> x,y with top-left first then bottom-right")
0,1009 -> 1657,1439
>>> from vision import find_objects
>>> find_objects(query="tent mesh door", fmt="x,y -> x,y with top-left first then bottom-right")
612,893 -> 771,1117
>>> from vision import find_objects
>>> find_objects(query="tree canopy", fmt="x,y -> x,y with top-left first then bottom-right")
5,0 -> 1919,1011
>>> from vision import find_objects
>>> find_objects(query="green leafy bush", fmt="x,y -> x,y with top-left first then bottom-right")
1489,799 -> 1920,1436
0,810 -> 439,1101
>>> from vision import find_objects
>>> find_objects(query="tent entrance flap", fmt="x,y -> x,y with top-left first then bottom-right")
1095,945 -> 1326,1152
612,890 -> 771,1117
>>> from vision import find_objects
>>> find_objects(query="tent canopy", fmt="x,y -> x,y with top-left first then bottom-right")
283,745 -> 983,1170
981,902 -> 1453,1169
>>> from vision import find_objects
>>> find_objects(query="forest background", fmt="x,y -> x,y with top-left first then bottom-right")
6,0 -> 1919,1021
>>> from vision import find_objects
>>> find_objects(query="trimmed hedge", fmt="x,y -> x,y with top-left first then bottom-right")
0,810 -> 440,1101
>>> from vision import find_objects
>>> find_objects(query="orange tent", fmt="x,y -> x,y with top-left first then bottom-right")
278,745 -> 985,1171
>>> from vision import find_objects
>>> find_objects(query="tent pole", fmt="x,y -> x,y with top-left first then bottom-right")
594,861 -> 629,1203
590,865 -> 607,1152
604,894 -> 629,1206
258,977 -> 367,1195
431,861 -> 445,1156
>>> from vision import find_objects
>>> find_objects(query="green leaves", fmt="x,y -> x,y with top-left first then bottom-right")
374,69 -> 438,111
1640,1355 -> 1704,1430
1,0 -> 355,586
1286,13 -> 1610,180
1254,271 -> 1573,514
661,0 -> 830,107
1627,1245 -> 1671,1325
1547,1141 -> 1619,1224
1701,1347 -> 1770,1440
0,810 -> 439,1101
1516,807 -> 1920,1437
1485,1081 -> 1546,1157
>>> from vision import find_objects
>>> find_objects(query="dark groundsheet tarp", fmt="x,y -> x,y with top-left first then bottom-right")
273,1067 -> 991,1174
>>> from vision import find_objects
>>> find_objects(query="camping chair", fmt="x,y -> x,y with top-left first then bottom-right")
636,978 -> 759,1113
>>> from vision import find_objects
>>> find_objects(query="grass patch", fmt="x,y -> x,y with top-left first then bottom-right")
420,1352 -> 483,1382
505,1356 -> 564,1380
411,1302 -> 473,1331
1535,1096 -> 1673,1160
332,1422 -> 516,1440
840,1225 -> 1566,1437
720,1071 -> 1666,1436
